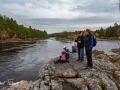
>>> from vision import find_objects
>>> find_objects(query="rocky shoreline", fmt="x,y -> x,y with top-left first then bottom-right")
1,48 -> 120,90
0,38 -> 41,50
56,38 -> 120,44
111,48 -> 120,54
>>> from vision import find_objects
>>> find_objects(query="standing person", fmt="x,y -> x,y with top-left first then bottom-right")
76,31 -> 84,62
84,29 -> 94,67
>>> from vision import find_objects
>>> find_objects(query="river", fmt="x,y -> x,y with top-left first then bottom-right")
0,39 -> 120,83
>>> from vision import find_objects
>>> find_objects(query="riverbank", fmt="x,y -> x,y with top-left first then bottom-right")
0,38 -> 43,49
2,48 -> 120,90
111,48 -> 120,54
56,37 -> 120,43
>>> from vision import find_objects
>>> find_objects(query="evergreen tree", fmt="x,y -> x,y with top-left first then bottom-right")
0,15 -> 48,39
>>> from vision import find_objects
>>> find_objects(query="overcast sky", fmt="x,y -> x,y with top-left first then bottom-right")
0,0 -> 120,33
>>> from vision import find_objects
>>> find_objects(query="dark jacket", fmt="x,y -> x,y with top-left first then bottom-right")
84,34 -> 94,49
76,35 -> 84,48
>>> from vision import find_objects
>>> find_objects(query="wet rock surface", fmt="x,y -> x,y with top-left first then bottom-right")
111,48 -> 120,54
2,50 -> 120,90
1,80 -> 33,90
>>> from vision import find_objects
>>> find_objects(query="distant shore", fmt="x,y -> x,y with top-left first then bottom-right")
0,38 -> 44,49
55,37 -> 120,42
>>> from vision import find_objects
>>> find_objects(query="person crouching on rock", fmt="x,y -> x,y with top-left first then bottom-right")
63,46 -> 70,60
54,46 -> 70,64
84,29 -> 94,68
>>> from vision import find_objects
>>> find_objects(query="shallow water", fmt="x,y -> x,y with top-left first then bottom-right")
0,39 -> 119,83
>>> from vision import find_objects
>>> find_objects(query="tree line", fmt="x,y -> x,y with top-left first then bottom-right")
95,23 -> 120,39
50,23 -> 120,40
0,15 -> 48,39
49,31 -> 78,40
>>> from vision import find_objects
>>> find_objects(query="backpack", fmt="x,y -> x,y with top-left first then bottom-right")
93,36 -> 97,47
61,52 -> 67,61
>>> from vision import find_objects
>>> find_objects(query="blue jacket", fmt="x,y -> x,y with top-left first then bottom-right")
65,49 -> 70,59
84,34 -> 94,49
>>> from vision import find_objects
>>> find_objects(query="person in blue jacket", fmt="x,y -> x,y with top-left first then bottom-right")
63,46 -> 70,59
84,29 -> 94,67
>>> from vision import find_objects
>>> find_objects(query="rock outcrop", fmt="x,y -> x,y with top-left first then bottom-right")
1,80 -> 33,90
111,48 -> 120,54
28,52 -> 119,90
2,50 -> 120,90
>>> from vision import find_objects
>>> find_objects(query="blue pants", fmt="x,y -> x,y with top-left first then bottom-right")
85,48 -> 93,67
78,47 -> 84,61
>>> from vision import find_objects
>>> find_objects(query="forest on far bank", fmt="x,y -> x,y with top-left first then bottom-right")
0,14 -> 120,40
0,15 -> 48,40
49,23 -> 120,40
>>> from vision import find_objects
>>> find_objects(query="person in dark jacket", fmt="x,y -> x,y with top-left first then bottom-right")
84,29 -> 94,67
76,31 -> 84,62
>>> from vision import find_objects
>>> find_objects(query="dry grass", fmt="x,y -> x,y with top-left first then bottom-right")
111,69 -> 120,89
51,71 -> 60,78
110,60 -> 120,67
97,56 -> 104,59
99,78 -> 107,90
83,79 -> 90,87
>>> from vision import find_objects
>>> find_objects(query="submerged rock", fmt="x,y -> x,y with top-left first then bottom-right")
93,50 -> 105,55
111,48 -> 120,54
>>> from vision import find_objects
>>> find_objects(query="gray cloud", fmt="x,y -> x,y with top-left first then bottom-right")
0,0 -> 120,33
73,0 -> 117,13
